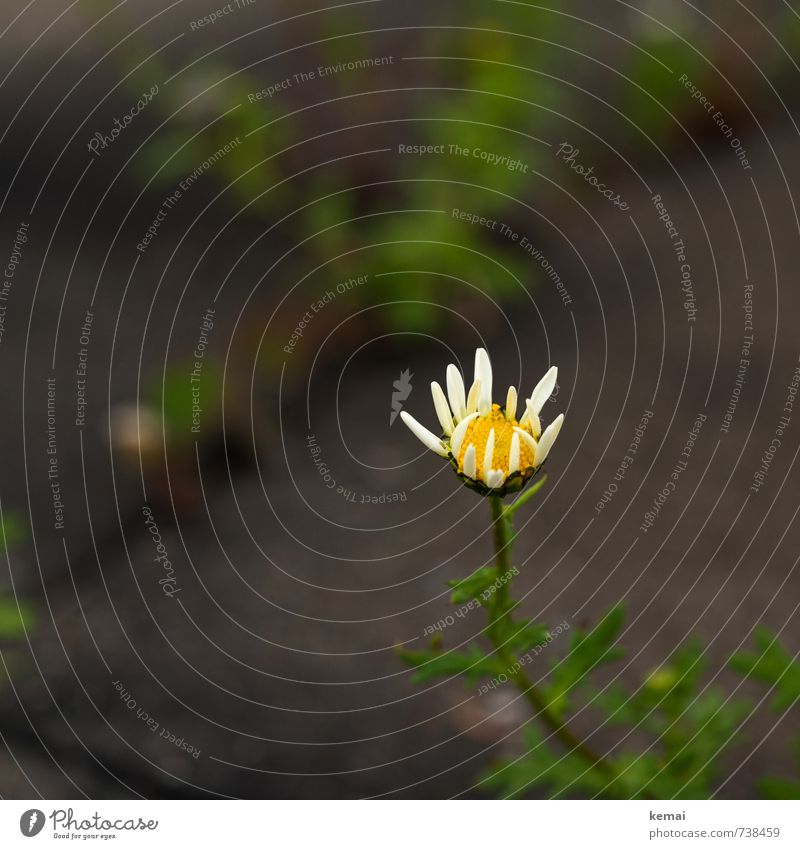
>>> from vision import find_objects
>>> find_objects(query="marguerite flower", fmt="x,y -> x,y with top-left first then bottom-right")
400,348 -> 564,496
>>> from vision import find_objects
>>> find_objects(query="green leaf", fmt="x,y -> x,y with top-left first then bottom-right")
731,627 -> 800,712
666,641 -> 706,696
607,751 -> 678,799
506,620 -> 552,655
730,630 -> 800,798
545,605 -> 626,713
592,638 -> 751,797
503,475 -> 548,517
449,566 -> 498,604
480,722 -> 610,799
594,683 -> 638,726
398,644 -> 504,685
578,605 -> 626,658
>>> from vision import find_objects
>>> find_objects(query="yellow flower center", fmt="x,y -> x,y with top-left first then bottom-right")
456,404 -> 535,479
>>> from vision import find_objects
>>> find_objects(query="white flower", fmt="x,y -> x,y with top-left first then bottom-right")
400,348 -> 564,495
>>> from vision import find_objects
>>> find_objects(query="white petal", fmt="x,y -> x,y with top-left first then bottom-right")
534,413 -> 564,467
508,431 -> 520,475
474,347 -> 490,387
466,379 -> 481,414
474,348 -> 493,416
431,381 -> 454,436
529,366 -> 558,417
525,398 -> 542,440
400,411 -> 448,457
505,386 -> 517,421
462,444 -> 477,479
513,426 -> 538,463
450,412 -> 479,458
446,364 -> 466,421
485,469 -> 506,489
482,428 -> 496,481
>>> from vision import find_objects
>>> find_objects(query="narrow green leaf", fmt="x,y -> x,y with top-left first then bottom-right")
449,566 -> 498,604
730,628 -> 800,712
398,644 -> 504,684
507,621 -> 552,655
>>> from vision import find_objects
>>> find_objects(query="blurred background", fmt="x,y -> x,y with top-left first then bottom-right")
0,0 -> 799,798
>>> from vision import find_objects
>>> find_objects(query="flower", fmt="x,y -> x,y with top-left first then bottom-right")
400,348 -> 564,496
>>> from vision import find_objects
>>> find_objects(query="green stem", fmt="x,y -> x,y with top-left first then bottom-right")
486,494 -> 617,782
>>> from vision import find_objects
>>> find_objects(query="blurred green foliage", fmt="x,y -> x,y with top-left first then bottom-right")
0,515 -> 34,677
105,1 -> 733,338
623,35 -> 709,145
90,0 -> 798,346
731,628 -> 800,799
150,362 -> 222,444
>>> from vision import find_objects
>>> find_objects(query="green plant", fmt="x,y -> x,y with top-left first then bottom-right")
731,628 -> 800,799
400,490 -> 754,799
397,347 -> 799,799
